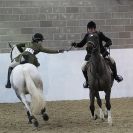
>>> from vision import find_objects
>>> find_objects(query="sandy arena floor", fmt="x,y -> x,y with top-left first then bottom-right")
0,98 -> 133,133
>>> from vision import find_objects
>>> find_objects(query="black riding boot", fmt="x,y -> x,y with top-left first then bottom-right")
112,63 -> 123,82
82,70 -> 89,88
5,67 -> 13,88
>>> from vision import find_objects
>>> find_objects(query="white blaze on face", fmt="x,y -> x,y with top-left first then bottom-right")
90,34 -> 94,37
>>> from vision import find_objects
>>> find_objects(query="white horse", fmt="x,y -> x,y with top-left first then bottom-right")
9,44 -> 49,127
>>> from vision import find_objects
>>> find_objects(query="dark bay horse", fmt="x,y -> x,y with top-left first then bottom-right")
86,33 -> 114,125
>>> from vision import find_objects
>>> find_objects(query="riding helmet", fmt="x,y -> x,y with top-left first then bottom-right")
32,33 -> 44,42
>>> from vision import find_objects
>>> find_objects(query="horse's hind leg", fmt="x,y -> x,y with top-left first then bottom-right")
105,89 -> 112,126
27,111 -> 32,124
89,90 -> 97,120
41,108 -> 49,121
95,92 -> 104,120
15,92 -> 32,123
20,94 -> 39,127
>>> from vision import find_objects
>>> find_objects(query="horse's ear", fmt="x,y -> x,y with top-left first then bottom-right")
8,42 -> 13,50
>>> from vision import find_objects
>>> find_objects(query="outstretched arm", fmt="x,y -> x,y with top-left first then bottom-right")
16,43 -> 26,53
72,33 -> 88,48
40,45 -> 64,54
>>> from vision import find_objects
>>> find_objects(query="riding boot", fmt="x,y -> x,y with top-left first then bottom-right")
112,63 -> 123,82
82,70 -> 89,88
5,67 -> 13,88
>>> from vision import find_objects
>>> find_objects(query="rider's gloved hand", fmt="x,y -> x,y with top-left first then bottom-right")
104,41 -> 112,47
71,42 -> 77,47
58,49 -> 64,53
37,62 -> 40,67
103,50 -> 109,57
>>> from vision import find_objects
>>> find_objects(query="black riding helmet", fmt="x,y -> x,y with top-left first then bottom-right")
87,21 -> 96,29
32,33 -> 44,42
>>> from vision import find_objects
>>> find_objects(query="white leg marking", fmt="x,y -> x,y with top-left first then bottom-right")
104,107 -> 108,118
99,108 -> 104,120
108,110 -> 112,126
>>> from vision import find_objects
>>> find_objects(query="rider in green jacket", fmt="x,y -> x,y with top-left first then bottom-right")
5,33 -> 64,88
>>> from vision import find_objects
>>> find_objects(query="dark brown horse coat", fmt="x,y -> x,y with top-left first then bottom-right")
86,33 -> 114,125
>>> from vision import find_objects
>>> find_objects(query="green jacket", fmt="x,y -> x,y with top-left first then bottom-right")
15,42 -> 59,66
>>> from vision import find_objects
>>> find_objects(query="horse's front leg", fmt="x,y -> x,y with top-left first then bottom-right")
105,89 -> 112,126
89,90 -> 97,120
95,92 -> 104,120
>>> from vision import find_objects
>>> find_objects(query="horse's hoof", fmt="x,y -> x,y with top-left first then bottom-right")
31,118 -> 39,127
100,115 -> 105,121
42,113 -> 49,121
104,113 -> 108,118
91,114 -> 98,120
108,117 -> 112,126
94,114 -> 98,120
101,118 -> 105,121
30,115 -> 39,127
28,121 -> 32,124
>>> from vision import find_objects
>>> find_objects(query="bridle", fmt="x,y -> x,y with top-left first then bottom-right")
87,34 -> 99,52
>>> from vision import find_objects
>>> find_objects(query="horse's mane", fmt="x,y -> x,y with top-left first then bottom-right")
9,44 -> 21,62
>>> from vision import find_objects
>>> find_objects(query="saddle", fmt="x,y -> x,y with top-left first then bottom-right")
86,57 -> 113,76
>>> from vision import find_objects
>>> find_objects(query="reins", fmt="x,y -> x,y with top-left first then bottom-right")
66,45 -> 73,52
8,42 -> 14,62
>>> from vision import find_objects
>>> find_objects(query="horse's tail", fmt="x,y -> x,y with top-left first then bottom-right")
22,67 -> 46,115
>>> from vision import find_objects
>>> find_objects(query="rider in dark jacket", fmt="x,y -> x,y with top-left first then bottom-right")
71,21 -> 123,88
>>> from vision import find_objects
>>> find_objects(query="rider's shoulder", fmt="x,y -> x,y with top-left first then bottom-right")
97,30 -> 102,34
16,42 -> 25,46
97,31 -> 105,37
